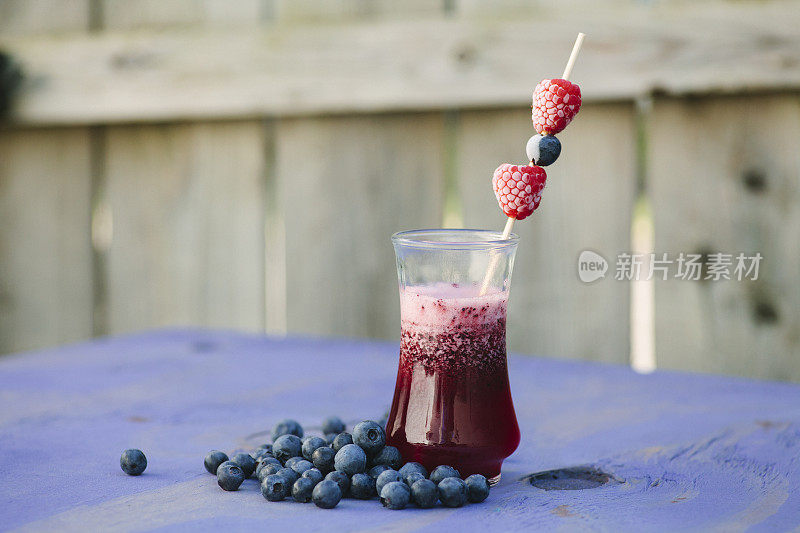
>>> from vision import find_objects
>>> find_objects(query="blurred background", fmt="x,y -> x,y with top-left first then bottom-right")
0,0 -> 798,381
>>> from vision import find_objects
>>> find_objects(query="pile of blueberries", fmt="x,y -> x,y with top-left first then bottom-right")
204,417 -> 490,510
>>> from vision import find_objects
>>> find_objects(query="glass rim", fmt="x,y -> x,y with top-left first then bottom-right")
391,228 -> 519,250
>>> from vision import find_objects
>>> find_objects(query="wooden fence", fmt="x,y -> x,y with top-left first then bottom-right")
1,0 -> 799,381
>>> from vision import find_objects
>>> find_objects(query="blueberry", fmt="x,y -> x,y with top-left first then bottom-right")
273,434 -> 303,464
370,445 -> 402,470
352,421 -> 385,456
312,446 -> 336,474
399,462 -> 428,484
465,474 -> 490,503
380,481 -> 411,510
324,433 -> 337,445
376,469 -> 404,496
526,134 -> 561,166
368,464 -> 392,480
252,447 -> 273,462
332,432 -> 353,453
120,449 -> 147,476
438,477 -> 467,507
411,479 -> 438,508
312,479 -> 342,509
261,473 -> 287,501
322,416 -> 346,435
301,437 -> 328,461
325,470 -> 351,497
334,443 -> 367,476
404,472 -> 425,487
350,473 -> 376,499
257,443 -> 273,454
291,459 -> 315,475
257,462 -> 282,482
429,465 -> 460,485
204,450 -> 228,475
284,456 -> 303,469
277,466 -> 300,485
302,467 -> 324,485
271,419 -> 304,442
292,477 -> 315,503
231,452 -> 257,478
217,461 -> 245,491
256,455 -> 281,474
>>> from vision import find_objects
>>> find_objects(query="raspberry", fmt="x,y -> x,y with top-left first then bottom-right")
492,164 -> 547,220
532,78 -> 581,135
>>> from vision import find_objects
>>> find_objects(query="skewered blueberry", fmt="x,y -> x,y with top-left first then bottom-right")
204,450 -> 228,475
292,477 -> 315,503
350,473 -> 376,499
217,461 -> 245,491
411,479 -> 438,508
302,437 -> 328,461
352,420 -> 385,456
273,434 -> 302,464
332,432 -> 353,453
325,470 -> 350,497
376,469 -> 403,495
526,134 -> 561,166
312,479 -> 342,509
438,477 -> 467,507
120,449 -> 147,476
370,445 -> 402,470
380,481 -> 411,510
429,465 -> 460,485
231,452 -> 257,478
322,416 -> 346,435
272,419 -> 304,442
465,474 -> 490,503
261,474 -> 287,501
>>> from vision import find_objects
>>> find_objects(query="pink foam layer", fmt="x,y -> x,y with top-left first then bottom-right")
400,283 -> 508,329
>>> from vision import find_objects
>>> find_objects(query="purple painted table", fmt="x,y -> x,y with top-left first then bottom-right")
2,330 -> 800,531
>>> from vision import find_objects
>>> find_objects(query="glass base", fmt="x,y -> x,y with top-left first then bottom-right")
488,473 -> 501,486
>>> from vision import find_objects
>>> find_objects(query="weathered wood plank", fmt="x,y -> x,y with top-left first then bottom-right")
103,121 -> 266,335
273,0 -> 444,22
2,1 -> 800,124
649,95 -> 800,382
0,0 -> 90,36
0,127 -> 94,353
458,104 -> 637,363
100,0 -> 266,30
275,113 -> 445,340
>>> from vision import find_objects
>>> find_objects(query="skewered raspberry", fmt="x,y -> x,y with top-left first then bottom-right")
492,164 -> 547,220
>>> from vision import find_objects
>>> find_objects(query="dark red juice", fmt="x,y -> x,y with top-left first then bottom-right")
385,284 -> 520,481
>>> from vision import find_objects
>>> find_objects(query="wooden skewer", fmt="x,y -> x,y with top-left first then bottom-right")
562,32 -> 585,81
478,33 -> 585,297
